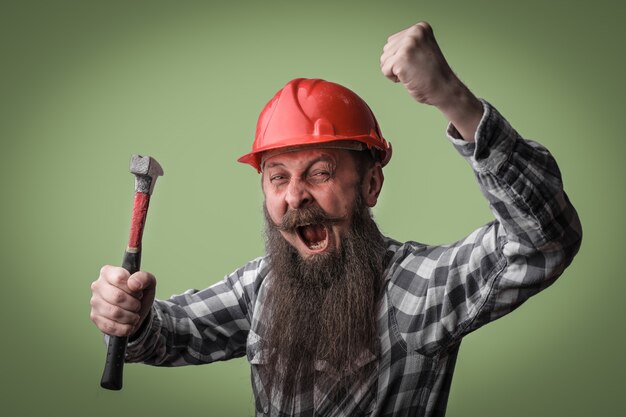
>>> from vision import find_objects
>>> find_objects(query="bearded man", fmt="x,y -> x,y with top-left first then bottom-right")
90,22 -> 582,416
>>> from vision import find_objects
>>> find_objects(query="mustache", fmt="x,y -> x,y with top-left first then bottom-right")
271,205 -> 346,233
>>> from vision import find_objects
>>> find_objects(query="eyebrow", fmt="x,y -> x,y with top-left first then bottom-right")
264,155 -> 335,171
264,161 -> 285,169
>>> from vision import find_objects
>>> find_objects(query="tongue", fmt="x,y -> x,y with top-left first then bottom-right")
300,224 -> 327,245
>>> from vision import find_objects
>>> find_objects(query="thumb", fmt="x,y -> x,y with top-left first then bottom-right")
127,271 -> 156,294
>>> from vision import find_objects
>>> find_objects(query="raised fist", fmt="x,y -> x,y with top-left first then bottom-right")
380,22 -> 460,107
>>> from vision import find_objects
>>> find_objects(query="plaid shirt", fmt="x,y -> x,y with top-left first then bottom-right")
125,101 -> 582,416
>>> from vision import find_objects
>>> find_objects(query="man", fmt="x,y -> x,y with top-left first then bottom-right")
90,22 -> 582,416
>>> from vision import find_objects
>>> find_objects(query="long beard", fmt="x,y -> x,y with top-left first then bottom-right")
261,197 -> 387,400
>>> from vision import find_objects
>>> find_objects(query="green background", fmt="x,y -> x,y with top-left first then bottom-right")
1,0 -> 623,416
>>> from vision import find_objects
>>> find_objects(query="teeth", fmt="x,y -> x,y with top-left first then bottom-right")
309,241 -> 324,250
296,223 -> 329,251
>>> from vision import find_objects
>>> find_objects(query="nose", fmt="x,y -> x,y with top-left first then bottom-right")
285,178 -> 313,210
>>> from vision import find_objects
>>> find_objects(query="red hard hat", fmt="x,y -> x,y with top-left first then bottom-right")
238,78 -> 392,172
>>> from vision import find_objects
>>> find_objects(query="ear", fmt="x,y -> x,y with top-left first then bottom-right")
361,163 -> 384,207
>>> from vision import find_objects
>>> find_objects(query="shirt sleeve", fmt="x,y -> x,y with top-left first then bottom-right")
123,256 -> 267,366
388,100 -> 583,356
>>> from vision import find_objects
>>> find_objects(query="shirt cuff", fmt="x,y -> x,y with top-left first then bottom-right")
446,99 -> 519,174
125,306 -> 159,361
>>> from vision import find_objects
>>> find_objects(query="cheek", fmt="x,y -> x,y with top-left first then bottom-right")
263,194 -> 285,225
324,188 -> 356,217
269,208 -> 283,225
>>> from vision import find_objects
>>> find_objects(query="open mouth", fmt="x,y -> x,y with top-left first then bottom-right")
296,223 -> 329,251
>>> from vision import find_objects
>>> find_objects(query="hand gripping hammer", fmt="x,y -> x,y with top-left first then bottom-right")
100,155 -> 163,390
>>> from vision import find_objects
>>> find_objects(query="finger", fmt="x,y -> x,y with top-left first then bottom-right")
415,21 -> 433,35
380,39 -> 401,66
385,25 -> 411,45
405,23 -> 437,50
127,271 -> 156,294
90,312 -> 136,337
380,56 -> 400,82
91,296 -> 141,326
97,283 -> 142,312
385,21 -> 433,50
100,265 -> 134,295
382,33 -> 404,54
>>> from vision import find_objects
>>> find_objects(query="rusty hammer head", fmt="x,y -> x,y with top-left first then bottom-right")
130,155 -> 164,195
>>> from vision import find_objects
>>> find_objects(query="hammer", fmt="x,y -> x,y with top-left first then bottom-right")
100,154 -> 164,391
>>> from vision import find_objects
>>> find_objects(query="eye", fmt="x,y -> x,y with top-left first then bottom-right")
269,174 -> 288,185
309,170 -> 330,183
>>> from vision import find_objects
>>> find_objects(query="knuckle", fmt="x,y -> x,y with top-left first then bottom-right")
400,36 -> 424,51
108,304 -> 124,320
111,271 -> 128,287
407,23 -> 433,43
113,289 -> 126,305
103,321 -> 131,337
416,21 -> 433,32
121,325 -> 134,337
130,299 -> 142,313
408,24 -> 424,38
396,45 -> 411,59
102,320 -> 115,335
